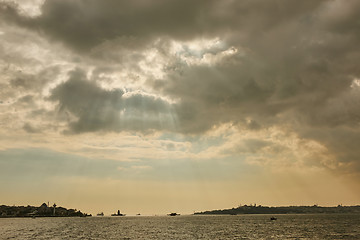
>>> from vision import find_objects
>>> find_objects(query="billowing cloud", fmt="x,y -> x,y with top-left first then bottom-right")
49,69 -> 176,133
1,1 -> 328,51
1,0 -> 220,51
0,0 -> 360,189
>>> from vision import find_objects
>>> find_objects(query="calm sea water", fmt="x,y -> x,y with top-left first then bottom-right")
0,214 -> 359,239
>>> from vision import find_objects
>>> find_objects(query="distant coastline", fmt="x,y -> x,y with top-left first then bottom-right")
194,204 -> 360,215
0,203 -> 91,218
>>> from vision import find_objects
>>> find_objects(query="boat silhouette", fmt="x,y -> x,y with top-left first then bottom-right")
111,210 -> 125,216
168,213 -> 180,216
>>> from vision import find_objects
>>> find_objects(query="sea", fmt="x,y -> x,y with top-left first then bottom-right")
0,214 -> 359,239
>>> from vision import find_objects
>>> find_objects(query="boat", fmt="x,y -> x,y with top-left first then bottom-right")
168,213 -> 180,216
111,210 -> 125,216
270,217 -> 277,220
97,212 -> 104,216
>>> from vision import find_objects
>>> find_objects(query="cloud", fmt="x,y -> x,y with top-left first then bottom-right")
0,1 -> 327,51
23,122 -> 41,133
298,126 -> 360,172
0,0 -> 217,52
49,69 -> 176,133
1,0 -> 360,175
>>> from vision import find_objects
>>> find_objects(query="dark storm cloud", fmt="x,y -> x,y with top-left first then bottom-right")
2,0 -> 360,172
1,0 -> 215,51
0,0 -> 327,51
148,0 -> 360,133
49,69 -> 175,133
2,0 -> 359,132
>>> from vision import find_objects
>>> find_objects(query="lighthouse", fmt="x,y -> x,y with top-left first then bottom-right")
53,203 -> 57,216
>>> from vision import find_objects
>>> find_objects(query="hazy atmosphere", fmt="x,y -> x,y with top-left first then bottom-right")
1,0 -> 360,215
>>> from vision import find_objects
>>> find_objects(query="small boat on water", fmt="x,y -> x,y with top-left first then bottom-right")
168,213 -> 180,216
270,217 -> 277,220
111,210 -> 125,216
97,212 -> 104,216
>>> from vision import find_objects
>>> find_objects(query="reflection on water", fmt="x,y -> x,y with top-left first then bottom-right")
0,214 -> 359,239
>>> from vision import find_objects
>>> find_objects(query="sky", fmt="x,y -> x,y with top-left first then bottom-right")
0,0 -> 360,215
